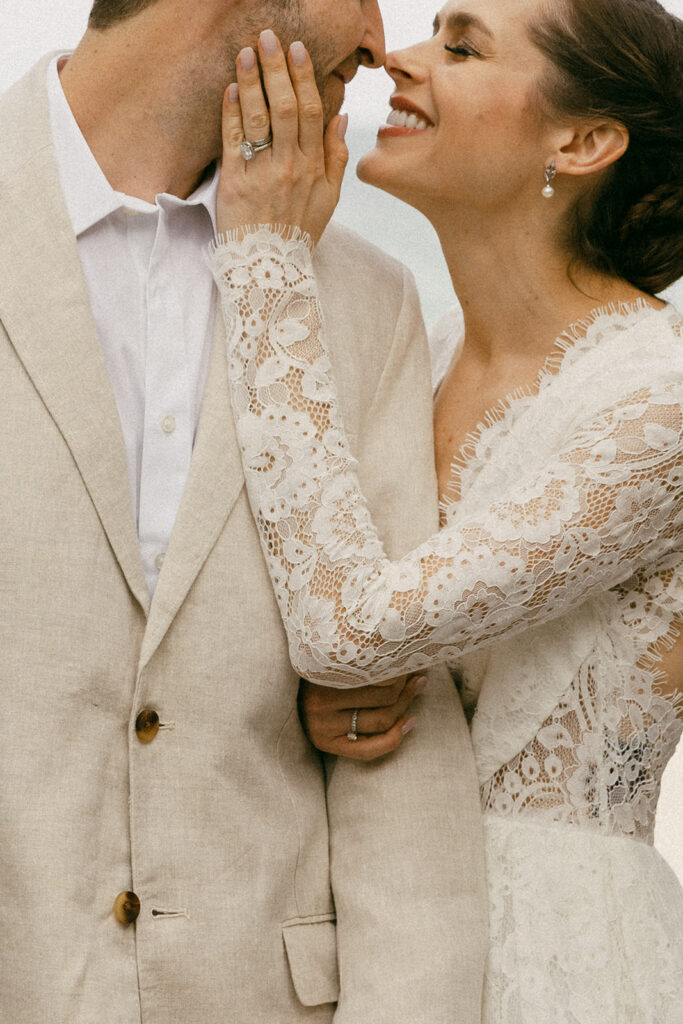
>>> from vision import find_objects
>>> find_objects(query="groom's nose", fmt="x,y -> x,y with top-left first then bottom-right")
358,0 -> 386,69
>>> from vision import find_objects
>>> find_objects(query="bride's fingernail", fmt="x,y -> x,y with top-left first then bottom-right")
260,29 -> 278,55
402,718 -> 418,736
290,41 -> 307,66
228,83 -> 239,104
239,47 -> 255,71
338,113 -> 349,139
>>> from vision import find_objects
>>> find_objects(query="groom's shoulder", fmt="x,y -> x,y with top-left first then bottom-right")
313,221 -> 426,377
315,220 -> 413,305
0,54 -> 56,179
1,53 -> 55,107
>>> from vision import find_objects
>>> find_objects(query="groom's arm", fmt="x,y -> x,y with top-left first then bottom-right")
315,235 -> 488,1024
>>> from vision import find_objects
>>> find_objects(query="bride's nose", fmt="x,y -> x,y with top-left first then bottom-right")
384,44 -> 429,86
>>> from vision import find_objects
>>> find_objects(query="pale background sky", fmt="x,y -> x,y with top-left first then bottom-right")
2,0 -> 682,881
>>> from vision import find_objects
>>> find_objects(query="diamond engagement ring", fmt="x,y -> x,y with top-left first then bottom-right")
240,135 -> 273,161
346,709 -> 359,742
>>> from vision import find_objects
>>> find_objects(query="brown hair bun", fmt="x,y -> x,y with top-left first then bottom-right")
531,0 -> 683,294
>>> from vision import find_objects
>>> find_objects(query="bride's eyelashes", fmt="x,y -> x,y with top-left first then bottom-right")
444,38 -> 480,59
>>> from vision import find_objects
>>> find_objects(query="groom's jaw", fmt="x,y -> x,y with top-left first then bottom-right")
318,56 -> 361,121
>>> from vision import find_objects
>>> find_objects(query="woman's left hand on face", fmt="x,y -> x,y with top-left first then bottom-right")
217,29 -> 349,244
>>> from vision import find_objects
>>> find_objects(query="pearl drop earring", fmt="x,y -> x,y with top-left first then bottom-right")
542,161 -> 557,198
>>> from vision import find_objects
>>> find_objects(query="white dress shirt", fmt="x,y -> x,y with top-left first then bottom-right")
47,55 -> 219,596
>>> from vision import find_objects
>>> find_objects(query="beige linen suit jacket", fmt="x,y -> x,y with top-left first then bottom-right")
0,57 -> 487,1024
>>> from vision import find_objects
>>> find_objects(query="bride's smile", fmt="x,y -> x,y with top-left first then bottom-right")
381,96 -> 434,134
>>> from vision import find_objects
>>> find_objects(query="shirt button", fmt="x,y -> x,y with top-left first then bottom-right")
160,415 -> 176,434
154,553 -> 165,571
135,708 -> 160,744
113,891 -> 141,925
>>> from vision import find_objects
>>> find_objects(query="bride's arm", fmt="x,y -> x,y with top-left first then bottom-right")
213,36 -> 683,689
210,225 -> 683,687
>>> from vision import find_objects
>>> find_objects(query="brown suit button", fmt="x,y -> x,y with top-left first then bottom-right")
135,708 -> 160,743
113,891 -> 141,925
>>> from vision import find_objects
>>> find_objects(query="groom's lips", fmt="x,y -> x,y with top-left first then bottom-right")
333,63 -> 359,86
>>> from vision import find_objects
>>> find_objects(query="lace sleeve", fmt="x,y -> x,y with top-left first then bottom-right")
209,228 -> 683,687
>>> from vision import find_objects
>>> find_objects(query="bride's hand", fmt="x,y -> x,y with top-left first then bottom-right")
299,675 -> 425,760
217,29 -> 349,245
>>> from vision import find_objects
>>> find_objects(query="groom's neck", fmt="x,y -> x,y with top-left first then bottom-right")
59,18 -> 227,201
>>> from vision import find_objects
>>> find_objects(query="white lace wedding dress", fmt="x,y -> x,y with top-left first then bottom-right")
209,228 -> 683,1023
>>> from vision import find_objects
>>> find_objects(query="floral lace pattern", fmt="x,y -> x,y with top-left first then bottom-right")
210,228 -> 683,1022
473,552 -> 683,838
210,229 -> 683,687
482,814 -> 683,1023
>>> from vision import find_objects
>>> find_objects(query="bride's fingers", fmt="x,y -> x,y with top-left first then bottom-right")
221,82 -> 247,177
258,29 -> 300,157
324,114 -> 350,197
350,677 -> 423,735
325,717 -> 418,761
236,45 -> 272,145
287,41 -> 324,158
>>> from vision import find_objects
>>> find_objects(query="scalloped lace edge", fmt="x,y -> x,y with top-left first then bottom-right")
440,298 -> 671,516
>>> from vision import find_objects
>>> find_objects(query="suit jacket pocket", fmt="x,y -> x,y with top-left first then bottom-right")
282,914 -> 340,1007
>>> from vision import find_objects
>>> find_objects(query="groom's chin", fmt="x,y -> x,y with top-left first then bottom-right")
320,74 -> 346,127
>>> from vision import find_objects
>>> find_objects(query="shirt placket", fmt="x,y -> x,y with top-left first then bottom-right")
138,203 -> 194,594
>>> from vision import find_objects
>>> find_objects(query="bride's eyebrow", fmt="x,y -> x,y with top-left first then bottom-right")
432,10 -> 494,38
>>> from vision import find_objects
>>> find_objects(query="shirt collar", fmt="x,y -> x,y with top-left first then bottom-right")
47,54 -> 122,237
47,55 -> 220,238
153,162 -> 220,234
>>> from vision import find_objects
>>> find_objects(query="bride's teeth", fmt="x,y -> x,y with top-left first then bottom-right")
385,108 -> 431,129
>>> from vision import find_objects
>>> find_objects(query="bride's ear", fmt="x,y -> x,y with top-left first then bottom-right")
551,121 -> 629,179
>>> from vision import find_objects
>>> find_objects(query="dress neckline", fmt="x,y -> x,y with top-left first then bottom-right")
439,298 -> 670,518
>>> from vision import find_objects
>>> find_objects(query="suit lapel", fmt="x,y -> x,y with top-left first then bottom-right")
0,58 -> 149,614
139,312 -> 245,670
